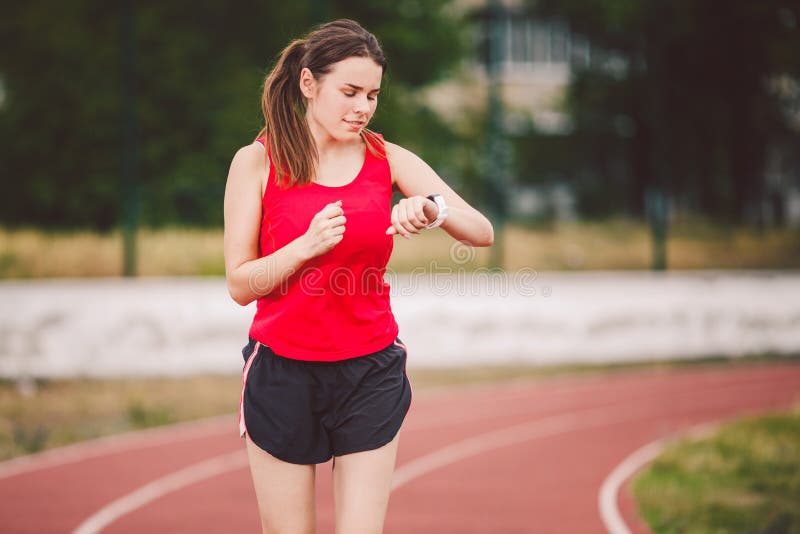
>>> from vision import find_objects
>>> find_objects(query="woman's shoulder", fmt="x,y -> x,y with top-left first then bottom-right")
230,140 -> 269,175
227,141 -> 269,197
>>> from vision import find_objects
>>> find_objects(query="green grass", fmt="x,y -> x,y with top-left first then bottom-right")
632,407 -> 800,533
0,353 -> 797,463
0,375 -> 241,460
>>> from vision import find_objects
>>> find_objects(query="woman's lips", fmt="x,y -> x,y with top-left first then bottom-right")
344,120 -> 365,129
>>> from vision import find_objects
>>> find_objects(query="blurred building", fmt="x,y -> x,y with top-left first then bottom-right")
422,0 -> 589,221
426,4 -> 584,130
423,0 -> 800,227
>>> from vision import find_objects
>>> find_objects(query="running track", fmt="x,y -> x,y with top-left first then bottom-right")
1,362 -> 798,533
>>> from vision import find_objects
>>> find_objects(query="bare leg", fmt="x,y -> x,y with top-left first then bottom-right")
333,432 -> 401,534
245,434 -> 317,534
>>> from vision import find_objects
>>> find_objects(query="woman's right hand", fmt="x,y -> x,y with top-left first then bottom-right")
300,200 -> 346,259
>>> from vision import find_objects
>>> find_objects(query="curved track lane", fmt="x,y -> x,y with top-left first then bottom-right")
0,362 -> 797,533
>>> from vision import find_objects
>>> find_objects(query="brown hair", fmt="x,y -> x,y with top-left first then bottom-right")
256,19 -> 387,187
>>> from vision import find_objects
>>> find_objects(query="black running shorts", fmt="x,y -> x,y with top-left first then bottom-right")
238,336 -> 413,465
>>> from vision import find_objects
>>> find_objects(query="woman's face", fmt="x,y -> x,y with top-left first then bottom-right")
300,56 -> 383,142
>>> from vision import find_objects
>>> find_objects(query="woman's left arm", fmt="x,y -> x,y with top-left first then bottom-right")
385,141 -> 494,247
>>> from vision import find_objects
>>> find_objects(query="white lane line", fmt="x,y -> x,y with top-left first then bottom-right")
597,421 -> 723,534
3,367 -> 788,481
0,380 -> 591,481
66,378 -> 781,532
70,405 -> 641,534
70,450 -> 248,534
391,376 -> 787,491
392,403 -> 644,490
0,414 -> 233,481
0,379 -> 563,481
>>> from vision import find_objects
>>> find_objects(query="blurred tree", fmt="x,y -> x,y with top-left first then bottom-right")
530,0 -> 800,227
0,2 -> 122,229
0,0 -> 469,230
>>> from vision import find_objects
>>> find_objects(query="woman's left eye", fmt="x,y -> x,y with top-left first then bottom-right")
344,92 -> 377,101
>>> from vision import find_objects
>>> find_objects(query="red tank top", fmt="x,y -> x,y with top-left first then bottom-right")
248,134 -> 399,361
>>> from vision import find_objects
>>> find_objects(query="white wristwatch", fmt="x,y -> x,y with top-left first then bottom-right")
424,194 -> 448,229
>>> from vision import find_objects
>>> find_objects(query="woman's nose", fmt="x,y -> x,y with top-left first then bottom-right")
353,95 -> 370,113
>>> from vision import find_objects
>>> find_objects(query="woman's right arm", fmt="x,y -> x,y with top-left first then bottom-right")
223,143 -> 346,306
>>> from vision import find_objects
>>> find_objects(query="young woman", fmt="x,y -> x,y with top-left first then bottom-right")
223,19 -> 493,534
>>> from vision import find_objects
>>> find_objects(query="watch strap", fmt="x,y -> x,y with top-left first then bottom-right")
424,194 -> 448,229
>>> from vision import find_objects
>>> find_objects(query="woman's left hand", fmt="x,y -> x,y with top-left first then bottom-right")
385,196 -> 438,239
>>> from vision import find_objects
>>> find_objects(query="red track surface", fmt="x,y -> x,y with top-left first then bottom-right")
1,362 -> 798,533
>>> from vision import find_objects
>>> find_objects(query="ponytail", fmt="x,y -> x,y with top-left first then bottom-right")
258,39 -> 316,187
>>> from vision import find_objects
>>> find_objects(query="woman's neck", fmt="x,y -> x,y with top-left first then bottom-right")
306,117 -> 362,161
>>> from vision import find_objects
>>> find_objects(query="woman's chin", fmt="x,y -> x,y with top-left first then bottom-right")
335,130 -> 363,141
319,124 -> 364,143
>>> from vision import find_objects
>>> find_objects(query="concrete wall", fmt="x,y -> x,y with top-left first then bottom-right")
1,272 -> 798,378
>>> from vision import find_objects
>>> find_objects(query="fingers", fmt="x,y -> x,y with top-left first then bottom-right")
389,203 -> 411,239
396,199 -> 420,235
316,200 -> 344,221
324,213 -> 346,243
304,200 -> 346,258
404,198 -> 428,229
386,197 -> 429,238
329,219 -> 346,235
315,202 -> 346,233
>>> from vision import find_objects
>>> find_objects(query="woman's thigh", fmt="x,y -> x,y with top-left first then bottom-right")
246,434 -> 317,534
332,431 -> 401,534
